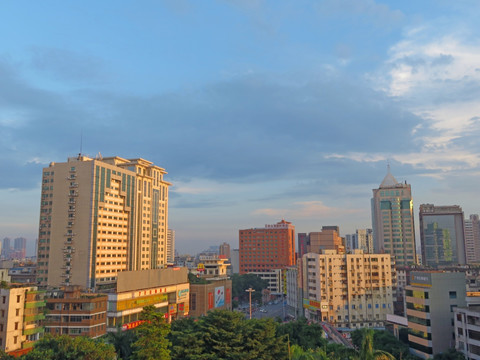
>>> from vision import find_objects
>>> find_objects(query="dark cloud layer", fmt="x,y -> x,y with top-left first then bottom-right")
0,60 -> 421,191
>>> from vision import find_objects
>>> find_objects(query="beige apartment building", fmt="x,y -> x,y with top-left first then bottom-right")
302,250 -> 395,329
0,286 -> 45,356
372,167 -> 416,266
37,155 -> 170,290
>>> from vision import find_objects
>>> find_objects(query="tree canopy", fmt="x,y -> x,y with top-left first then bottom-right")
231,273 -> 269,304
23,335 -> 116,360
132,305 -> 171,360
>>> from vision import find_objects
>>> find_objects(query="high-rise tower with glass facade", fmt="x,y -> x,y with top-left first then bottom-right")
37,155 -> 170,290
371,167 -> 416,266
419,204 -> 465,266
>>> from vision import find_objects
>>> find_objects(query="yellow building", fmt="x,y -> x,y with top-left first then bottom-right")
302,250 -> 395,329
0,285 -> 45,355
197,255 -> 230,279
37,155 -> 170,290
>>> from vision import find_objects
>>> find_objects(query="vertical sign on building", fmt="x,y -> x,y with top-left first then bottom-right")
208,292 -> 214,309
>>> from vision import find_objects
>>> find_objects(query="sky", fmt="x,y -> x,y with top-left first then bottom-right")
1,0 -> 480,255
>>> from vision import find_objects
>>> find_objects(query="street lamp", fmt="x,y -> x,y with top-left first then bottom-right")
245,287 -> 255,319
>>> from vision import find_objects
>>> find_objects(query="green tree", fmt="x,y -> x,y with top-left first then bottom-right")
23,335 -> 116,360
433,348 -> 465,360
352,329 -> 408,360
231,274 -> 268,304
105,327 -> 137,360
132,305 -> 171,360
277,317 -> 327,350
357,329 -> 395,360
169,317 -> 205,360
0,350 -> 13,360
242,318 -> 288,360
290,344 -> 328,360
170,310 -> 287,360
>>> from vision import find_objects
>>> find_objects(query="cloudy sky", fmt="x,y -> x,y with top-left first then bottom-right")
1,0 -> 480,255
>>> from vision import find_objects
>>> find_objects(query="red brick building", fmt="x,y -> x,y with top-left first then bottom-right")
44,286 -> 107,338
239,220 -> 295,274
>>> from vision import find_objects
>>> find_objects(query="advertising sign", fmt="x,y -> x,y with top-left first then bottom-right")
226,288 -> 231,304
410,272 -> 432,287
208,292 -> 214,309
215,286 -> 225,308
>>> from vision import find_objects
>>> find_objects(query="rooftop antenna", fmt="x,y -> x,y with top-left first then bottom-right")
78,130 -> 83,159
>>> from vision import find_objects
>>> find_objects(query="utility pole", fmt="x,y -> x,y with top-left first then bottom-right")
245,287 -> 255,319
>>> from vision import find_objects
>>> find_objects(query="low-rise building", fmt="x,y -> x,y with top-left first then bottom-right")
45,286 -> 107,338
197,256 -> 230,279
189,277 -> 232,318
106,268 -> 189,331
0,285 -> 45,356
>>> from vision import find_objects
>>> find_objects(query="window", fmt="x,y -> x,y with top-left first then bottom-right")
449,291 -> 457,299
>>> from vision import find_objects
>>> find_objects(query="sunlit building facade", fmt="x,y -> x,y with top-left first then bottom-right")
239,220 -> 295,274
302,250 -> 395,329
371,168 -> 416,266
37,155 -> 170,290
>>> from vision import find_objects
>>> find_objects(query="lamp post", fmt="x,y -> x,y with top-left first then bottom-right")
245,287 -> 255,319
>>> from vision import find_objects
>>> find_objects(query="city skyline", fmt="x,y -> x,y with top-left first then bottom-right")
2,1 -> 480,253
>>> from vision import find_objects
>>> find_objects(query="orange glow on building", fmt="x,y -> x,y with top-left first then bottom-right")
239,220 -> 295,274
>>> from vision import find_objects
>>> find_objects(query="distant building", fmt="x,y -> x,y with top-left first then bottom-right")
286,265 -> 302,319
1,238 -> 9,258
239,220 -> 295,274
345,229 -> 373,253
298,233 -> 309,258
230,249 -> 239,274
13,238 -> 26,260
45,286 -> 107,338
303,226 -> 344,254
302,250 -> 395,329
37,155 -> 170,290
167,230 -> 175,265
465,214 -> 480,264
219,242 -> 231,259
406,271 -> 466,359
371,167 -> 416,266
0,285 -> 45,356
419,204 -> 466,266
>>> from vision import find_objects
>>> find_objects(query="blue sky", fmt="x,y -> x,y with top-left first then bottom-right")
2,0 -> 480,254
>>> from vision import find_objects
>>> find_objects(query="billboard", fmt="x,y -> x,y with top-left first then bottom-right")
215,286 -> 225,308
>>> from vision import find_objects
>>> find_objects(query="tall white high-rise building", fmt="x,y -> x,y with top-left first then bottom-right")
371,167 -> 416,266
37,155 -> 170,290
464,214 -> 480,264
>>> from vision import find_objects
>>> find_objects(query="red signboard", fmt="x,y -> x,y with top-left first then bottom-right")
226,288 -> 231,304
122,320 -> 146,331
208,292 -> 214,309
